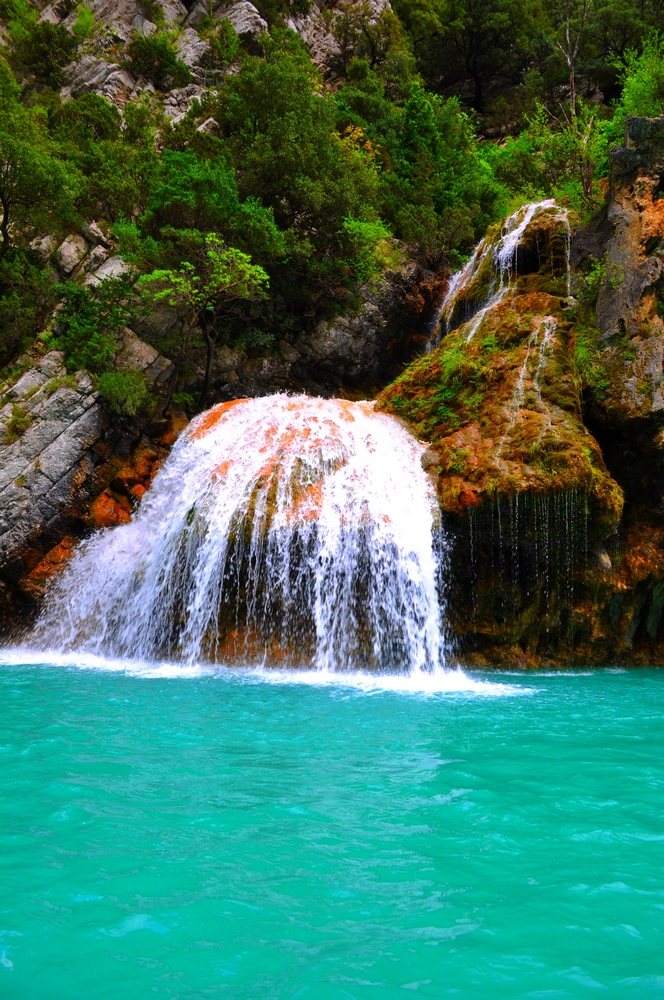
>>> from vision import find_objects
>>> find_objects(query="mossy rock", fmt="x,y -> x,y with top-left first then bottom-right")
378,289 -> 623,538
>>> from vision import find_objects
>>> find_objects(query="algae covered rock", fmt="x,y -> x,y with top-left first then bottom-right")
379,204 -> 623,539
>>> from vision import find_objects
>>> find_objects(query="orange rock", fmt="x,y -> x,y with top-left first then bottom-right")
20,537 -> 76,600
90,491 -> 132,529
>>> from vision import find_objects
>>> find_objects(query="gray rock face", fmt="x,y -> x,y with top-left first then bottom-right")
81,221 -> 109,248
55,234 -> 89,275
572,116 -> 664,427
204,261 -> 446,402
185,0 -> 267,38
61,54 -> 154,105
0,333 -> 176,589
292,263 -> 445,387
0,352 -> 105,577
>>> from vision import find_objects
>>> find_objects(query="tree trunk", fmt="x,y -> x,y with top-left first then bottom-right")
164,323 -> 194,413
0,195 -> 10,260
199,317 -> 217,411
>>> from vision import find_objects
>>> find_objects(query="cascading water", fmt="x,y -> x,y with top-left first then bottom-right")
31,395 -> 447,673
428,200 -> 571,350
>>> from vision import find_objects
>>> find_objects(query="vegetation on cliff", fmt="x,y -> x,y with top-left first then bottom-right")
1,0 -> 664,412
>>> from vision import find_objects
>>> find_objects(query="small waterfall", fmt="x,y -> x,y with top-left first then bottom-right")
429,200 -> 571,350
32,396 -> 446,673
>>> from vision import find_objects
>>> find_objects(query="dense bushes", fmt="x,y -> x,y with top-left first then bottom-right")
126,32 -> 191,89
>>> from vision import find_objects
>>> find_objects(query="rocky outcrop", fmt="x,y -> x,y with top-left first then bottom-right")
378,151 -> 664,667
0,336 -> 179,633
202,261 -> 447,401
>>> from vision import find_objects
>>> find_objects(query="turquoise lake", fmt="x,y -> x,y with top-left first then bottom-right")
1,659 -> 663,999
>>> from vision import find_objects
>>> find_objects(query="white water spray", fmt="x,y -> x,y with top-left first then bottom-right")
32,395 -> 447,673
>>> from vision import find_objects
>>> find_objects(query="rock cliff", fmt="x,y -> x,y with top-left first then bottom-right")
378,118 -> 664,667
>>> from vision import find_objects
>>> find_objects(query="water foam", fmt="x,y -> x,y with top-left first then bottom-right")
0,648 -> 529,696
29,395 -> 447,674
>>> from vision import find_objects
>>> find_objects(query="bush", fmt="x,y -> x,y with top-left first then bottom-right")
7,1 -> 78,87
340,217 -> 398,282
126,33 -> 192,89
98,369 -> 151,415
54,279 -> 134,373
0,249 -> 57,367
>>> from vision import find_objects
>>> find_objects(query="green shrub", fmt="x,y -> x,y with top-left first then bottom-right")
0,250 -> 57,368
98,369 -> 152,416
5,402 -> 33,443
126,33 -> 192,89
7,1 -> 78,87
340,217 -> 398,282
54,279 -> 134,374
72,4 -> 95,40
197,17 -> 240,68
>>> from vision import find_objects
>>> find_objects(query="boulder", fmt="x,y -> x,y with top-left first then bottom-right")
55,234 -> 89,275
81,221 -> 109,248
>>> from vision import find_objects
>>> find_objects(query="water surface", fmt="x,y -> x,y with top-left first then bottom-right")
1,659 -> 663,998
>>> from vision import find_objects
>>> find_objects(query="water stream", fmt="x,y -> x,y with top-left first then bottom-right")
429,199 -> 571,350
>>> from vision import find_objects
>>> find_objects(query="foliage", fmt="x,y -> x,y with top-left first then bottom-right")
4,401 -> 32,442
196,17 -> 240,68
0,59 -> 75,254
72,4 -> 95,40
340,217 -> 400,282
98,369 -> 152,415
490,101 -> 609,209
0,248 -> 57,366
48,94 -> 160,221
53,279 -> 135,374
4,0 -> 78,87
126,32 -> 192,89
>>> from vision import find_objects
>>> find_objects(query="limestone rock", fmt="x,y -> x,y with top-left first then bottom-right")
61,54 -> 154,105
91,255 -> 134,282
81,221 -> 109,248
55,235 -> 89,275
185,0 -> 267,38
572,116 -> 664,429
29,235 -> 57,262
163,84 -> 205,120
292,262 -> 446,390
84,246 -> 109,272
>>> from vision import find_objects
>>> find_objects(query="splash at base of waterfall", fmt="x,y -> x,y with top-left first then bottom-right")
31,395 -> 447,673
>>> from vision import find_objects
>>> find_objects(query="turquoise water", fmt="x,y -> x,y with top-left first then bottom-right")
1,660 -> 663,999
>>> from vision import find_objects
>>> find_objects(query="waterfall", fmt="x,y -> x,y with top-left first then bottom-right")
429,199 -> 571,350
31,395 -> 446,673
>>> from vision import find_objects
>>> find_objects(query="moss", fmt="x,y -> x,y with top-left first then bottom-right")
379,289 -> 623,536
5,403 -> 33,443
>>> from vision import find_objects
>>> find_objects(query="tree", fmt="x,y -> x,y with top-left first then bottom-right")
393,0 -> 544,111
331,2 -> 403,72
553,0 -> 594,115
138,235 -> 269,409
0,59 -> 72,258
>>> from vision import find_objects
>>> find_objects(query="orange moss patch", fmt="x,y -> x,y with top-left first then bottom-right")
190,399 -> 249,440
